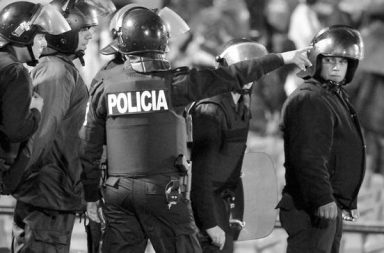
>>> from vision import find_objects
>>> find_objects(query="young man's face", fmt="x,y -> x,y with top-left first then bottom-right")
31,33 -> 47,59
320,56 -> 348,83
77,27 -> 94,52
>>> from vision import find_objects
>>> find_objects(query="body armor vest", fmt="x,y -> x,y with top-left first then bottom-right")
195,95 -> 250,189
104,70 -> 188,177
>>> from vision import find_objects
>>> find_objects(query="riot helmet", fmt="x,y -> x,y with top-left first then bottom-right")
116,7 -> 168,55
298,25 -> 364,84
45,0 -> 115,64
102,5 -> 189,55
101,4 -> 189,72
216,38 -> 268,67
216,38 -> 268,93
0,1 -> 70,47
99,3 -> 142,56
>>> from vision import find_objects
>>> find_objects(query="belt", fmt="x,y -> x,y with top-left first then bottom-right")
106,175 -> 186,194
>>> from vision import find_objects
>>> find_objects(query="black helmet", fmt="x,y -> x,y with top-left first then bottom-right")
46,0 -> 115,56
103,5 -> 189,55
116,7 -> 168,55
0,1 -> 70,47
298,25 -> 364,84
99,3 -> 141,55
100,4 -> 189,73
216,38 -> 268,67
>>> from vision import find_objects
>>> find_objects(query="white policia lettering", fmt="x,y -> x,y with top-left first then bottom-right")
108,90 -> 169,115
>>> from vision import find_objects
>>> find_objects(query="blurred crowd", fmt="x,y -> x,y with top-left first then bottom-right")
81,0 -> 384,176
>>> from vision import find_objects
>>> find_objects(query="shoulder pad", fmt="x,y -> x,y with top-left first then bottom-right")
194,96 -> 231,126
171,66 -> 190,76
194,98 -> 224,115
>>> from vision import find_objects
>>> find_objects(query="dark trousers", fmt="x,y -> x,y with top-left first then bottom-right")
101,176 -> 202,253
12,201 -> 76,253
278,194 -> 343,253
198,192 -> 234,253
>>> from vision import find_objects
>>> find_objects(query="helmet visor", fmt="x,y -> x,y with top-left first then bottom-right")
158,7 -> 190,38
32,4 -> 71,35
100,39 -> 119,55
219,42 -> 268,65
82,0 -> 116,17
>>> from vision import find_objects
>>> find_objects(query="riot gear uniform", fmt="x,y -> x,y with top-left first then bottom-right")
0,1 -> 70,194
11,1 -> 115,252
190,39 -> 268,252
80,4 -> 313,251
80,5 -> 292,252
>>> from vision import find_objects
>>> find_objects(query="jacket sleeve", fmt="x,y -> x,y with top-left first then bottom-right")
0,64 -> 41,142
80,80 -> 106,202
171,54 -> 284,106
283,93 -> 335,208
191,103 -> 223,230
30,63 -> 75,164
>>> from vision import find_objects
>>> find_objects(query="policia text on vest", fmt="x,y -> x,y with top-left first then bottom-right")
107,89 -> 168,115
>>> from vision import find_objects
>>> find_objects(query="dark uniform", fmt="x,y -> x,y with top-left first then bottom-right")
0,49 -> 42,194
12,53 -> 89,253
80,53 -> 285,253
11,1 -> 114,252
191,92 -> 250,253
0,0 -> 70,193
0,50 -> 41,148
277,25 -> 366,253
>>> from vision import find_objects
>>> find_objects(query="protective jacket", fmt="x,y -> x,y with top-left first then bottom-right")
191,92 -> 249,231
14,54 -> 89,211
280,78 -> 365,211
81,54 -> 284,202
0,49 -> 41,159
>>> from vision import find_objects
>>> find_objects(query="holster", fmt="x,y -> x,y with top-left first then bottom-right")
174,154 -> 192,200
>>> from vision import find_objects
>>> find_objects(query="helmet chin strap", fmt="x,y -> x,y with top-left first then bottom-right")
75,50 -> 85,66
26,45 -> 38,66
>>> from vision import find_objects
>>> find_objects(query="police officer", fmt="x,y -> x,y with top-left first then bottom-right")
0,1 -> 70,194
190,39 -> 268,252
277,25 -> 365,253
81,5 -> 311,253
11,1 -> 115,252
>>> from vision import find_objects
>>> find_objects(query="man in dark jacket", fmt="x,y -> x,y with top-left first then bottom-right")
12,1 -> 115,252
277,25 -> 366,253
0,1 -> 69,194
81,4 -> 311,253
190,39 -> 268,252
